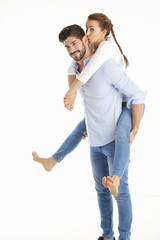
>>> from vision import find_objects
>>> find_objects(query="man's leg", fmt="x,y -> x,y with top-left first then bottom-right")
32,118 -> 86,171
114,164 -> 132,240
103,141 -> 132,240
90,146 -> 114,240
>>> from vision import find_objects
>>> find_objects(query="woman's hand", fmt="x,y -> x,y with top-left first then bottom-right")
64,102 -> 75,111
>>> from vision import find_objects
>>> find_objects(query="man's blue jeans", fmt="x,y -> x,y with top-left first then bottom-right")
90,140 -> 132,240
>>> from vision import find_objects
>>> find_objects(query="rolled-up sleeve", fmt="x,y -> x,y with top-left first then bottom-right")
106,59 -> 147,108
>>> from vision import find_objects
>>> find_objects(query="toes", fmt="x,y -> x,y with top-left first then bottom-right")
102,176 -> 107,182
107,176 -> 114,184
32,151 -> 39,158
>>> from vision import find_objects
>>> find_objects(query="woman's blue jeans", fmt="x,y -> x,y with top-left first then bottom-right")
52,103 -> 132,179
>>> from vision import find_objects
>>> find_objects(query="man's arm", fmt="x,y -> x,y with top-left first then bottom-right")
64,77 -> 83,110
129,104 -> 144,146
64,75 -> 78,111
68,75 -> 76,87
68,78 -> 83,93
105,59 -> 147,145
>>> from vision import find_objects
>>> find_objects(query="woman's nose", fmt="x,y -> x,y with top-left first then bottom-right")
86,29 -> 90,36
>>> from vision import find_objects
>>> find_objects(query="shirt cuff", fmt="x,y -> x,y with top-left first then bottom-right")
126,90 -> 148,108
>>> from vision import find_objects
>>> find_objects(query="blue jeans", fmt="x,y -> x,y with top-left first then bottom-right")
52,118 -> 86,162
52,103 -> 132,180
90,140 -> 132,240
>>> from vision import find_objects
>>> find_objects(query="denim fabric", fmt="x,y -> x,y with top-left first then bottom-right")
52,118 -> 86,162
51,103 -> 145,239
52,104 -> 132,180
90,140 -> 132,240
112,103 -> 132,179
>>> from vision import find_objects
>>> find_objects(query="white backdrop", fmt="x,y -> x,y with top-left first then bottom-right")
0,0 -> 160,233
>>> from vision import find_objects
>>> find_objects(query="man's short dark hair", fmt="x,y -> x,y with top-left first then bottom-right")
58,24 -> 85,42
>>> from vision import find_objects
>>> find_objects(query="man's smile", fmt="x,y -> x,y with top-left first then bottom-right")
71,50 -> 80,56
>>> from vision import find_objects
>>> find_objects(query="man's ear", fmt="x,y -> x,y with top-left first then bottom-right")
82,36 -> 88,45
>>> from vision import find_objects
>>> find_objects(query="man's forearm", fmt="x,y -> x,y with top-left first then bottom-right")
131,104 -> 144,133
67,79 -> 83,95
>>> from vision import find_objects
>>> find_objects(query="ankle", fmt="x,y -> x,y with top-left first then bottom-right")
49,157 -> 58,164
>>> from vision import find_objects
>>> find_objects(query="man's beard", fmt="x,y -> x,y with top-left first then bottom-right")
70,46 -> 86,61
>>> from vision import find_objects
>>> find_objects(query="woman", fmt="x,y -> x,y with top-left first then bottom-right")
33,13 -> 144,197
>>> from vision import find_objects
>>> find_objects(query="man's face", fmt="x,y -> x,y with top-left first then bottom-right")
64,36 -> 86,61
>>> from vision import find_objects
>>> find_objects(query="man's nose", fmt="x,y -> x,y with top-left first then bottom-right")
68,46 -> 74,55
70,45 -> 75,53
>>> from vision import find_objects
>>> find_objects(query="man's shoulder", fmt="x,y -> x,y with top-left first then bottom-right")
100,58 -> 118,69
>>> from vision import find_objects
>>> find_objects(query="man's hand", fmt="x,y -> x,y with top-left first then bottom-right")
129,128 -> 138,147
129,104 -> 143,146
64,92 -> 77,111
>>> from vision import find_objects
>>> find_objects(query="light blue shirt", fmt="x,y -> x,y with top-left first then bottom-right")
75,57 -> 147,147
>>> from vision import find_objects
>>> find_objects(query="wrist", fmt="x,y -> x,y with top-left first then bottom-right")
131,127 -> 138,134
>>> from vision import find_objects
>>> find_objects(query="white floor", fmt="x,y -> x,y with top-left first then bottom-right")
0,195 -> 159,240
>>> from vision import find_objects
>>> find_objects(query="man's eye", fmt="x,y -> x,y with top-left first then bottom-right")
90,28 -> 94,31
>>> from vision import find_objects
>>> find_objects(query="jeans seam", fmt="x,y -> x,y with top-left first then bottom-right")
53,130 -> 85,160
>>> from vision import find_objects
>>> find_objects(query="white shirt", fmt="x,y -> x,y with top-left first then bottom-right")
68,38 -> 125,83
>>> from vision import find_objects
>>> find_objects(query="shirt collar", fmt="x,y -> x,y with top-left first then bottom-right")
74,55 -> 93,74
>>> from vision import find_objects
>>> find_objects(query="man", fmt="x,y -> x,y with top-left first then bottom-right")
58,24 -> 146,240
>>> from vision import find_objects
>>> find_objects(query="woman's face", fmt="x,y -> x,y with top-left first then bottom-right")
86,20 -> 107,46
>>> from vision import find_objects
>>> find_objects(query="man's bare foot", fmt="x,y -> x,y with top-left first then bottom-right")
102,175 -> 120,196
104,238 -> 115,240
32,151 -> 57,172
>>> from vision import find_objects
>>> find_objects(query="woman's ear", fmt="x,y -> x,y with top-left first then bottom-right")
102,29 -> 107,37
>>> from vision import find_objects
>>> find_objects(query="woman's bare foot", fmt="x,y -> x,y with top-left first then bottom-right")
32,151 -> 57,172
102,175 -> 120,196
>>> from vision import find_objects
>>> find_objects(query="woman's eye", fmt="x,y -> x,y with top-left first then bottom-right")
90,28 -> 94,31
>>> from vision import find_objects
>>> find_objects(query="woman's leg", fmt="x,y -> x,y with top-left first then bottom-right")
102,103 -> 132,195
52,118 -> 86,162
32,118 -> 86,171
113,103 -> 132,177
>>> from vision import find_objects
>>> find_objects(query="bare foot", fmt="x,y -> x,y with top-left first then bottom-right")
102,175 -> 120,196
32,151 -> 57,172
104,238 -> 115,240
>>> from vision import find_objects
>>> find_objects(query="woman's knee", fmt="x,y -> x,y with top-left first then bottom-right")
116,123 -> 130,142
76,118 -> 86,132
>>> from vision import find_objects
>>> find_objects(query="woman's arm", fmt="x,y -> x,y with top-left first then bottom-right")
65,41 -> 121,97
